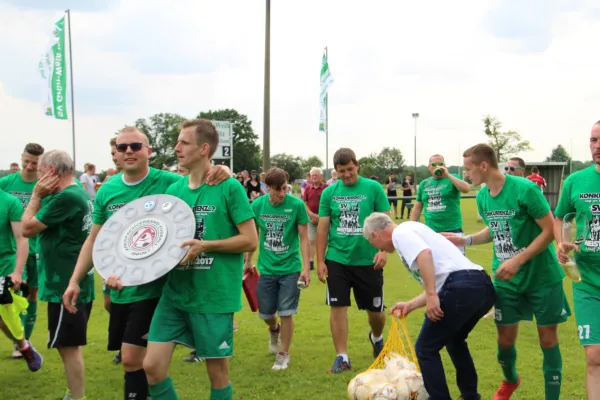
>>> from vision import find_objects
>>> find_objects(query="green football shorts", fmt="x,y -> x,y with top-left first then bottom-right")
148,300 -> 234,358
573,286 -> 600,346
494,281 -> 571,326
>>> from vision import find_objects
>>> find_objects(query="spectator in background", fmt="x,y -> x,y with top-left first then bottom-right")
527,166 -> 547,192
326,170 -> 338,185
9,163 -> 19,174
303,167 -> 327,271
300,172 -> 311,198
246,170 -> 265,201
260,172 -> 268,194
400,174 -> 415,219
236,174 -> 245,185
79,163 -> 99,201
385,172 -> 399,219
241,170 -> 250,188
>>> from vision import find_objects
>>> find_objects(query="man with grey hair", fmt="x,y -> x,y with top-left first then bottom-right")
363,212 -> 495,400
303,166 -> 327,270
21,150 -> 94,400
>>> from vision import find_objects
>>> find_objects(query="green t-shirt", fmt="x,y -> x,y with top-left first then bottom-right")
251,194 -> 309,276
416,174 -> 463,232
318,176 -> 391,266
163,177 -> 254,313
93,168 -> 182,304
0,190 -> 24,277
0,173 -> 39,255
36,185 -> 95,304
555,165 -> 600,293
477,174 -> 564,293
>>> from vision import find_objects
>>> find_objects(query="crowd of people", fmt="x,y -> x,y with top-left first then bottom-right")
0,118 -> 598,400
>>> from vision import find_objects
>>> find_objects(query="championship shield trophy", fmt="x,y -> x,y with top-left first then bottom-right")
560,212 -> 588,283
92,195 -> 196,286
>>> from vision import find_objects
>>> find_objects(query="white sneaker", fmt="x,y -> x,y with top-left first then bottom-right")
272,352 -> 290,371
268,326 -> 281,354
11,343 -> 22,359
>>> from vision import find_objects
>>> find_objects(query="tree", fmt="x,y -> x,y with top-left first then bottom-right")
546,144 -> 571,163
300,156 -> 323,174
483,115 -> 532,162
358,155 -> 378,178
375,147 -> 405,175
197,109 -> 261,173
270,153 -> 304,181
133,113 -> 187,169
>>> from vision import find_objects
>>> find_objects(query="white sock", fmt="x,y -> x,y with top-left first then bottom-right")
371,332 -> 383,343
337,353 -> 349,362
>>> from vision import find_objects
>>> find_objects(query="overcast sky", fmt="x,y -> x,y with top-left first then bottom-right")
1,0 -> 599,171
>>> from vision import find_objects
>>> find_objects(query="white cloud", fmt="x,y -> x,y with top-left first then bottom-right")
0,0 -> 599,172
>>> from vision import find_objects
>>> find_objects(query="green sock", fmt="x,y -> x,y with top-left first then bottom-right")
21,301 -> 37,339
210,384 -> 232,400
149,377 -> 178,400
497,344 -> 519,384
542,344 -> 562,400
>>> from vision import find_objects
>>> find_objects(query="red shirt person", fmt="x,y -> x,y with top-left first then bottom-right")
526,166 -> 547,191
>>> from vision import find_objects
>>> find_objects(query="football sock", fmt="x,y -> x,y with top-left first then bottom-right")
125,369 -> 149,400
21,301 -> 37,339
542,344 -> 562,400
497,344 -> 519,384
210,384 -> 232,400
149,376 -> 178,400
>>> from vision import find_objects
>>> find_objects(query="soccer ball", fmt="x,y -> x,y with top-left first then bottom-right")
372,383 -> 399,400
347,376 -> 373,400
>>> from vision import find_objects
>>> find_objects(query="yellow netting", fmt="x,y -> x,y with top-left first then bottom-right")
366,315 -> 419,372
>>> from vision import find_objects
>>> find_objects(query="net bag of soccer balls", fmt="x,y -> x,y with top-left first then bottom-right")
347,316 -> 428,400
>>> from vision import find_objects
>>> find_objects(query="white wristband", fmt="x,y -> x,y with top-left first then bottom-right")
465,235 -> 473,246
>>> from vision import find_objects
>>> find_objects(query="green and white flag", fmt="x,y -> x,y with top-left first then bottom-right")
39,16 -> 68,120
319,49 -> 333,132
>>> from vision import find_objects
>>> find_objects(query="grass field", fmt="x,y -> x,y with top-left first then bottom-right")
0,197 -> 588,400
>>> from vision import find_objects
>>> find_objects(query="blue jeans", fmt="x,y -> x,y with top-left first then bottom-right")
257,272 -> 300,320
415,270 -> 496,400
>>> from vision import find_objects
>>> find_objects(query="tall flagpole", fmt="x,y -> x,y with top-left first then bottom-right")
66,9 -> 76,168
262,0 -> 271,172
325,46 -> 329,176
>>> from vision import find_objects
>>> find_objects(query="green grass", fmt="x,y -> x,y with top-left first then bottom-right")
0,197 -> 587,399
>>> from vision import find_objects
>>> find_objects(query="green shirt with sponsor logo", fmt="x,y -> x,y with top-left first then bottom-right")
93,168 -> 182,304
0,190 -> 24,277
416,174 -> 463,232
36,185 -> 95,304
318,176 -> 391,266
555,165 -> 600,293
0,173 -> 39,255
251,193 -> 309,276
163,176 -> 254,313
477,174 -> 564,293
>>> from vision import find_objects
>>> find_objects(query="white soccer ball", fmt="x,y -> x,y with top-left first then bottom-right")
347,376 -> 372,400
405,371 -> 425,393
413,386 -> 429,399
394,379 -> 411,400
372,383 -> 399,400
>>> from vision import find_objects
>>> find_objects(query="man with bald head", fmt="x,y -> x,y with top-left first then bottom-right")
411,154 -> 471,254
21,149 -> 94,400
63,126 -> 230,400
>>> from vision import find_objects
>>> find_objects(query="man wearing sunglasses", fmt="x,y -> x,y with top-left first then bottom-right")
505,157 -> 526,177
63,126 -> 231,400
142,119 -> 257,400
410,154 -> 471,254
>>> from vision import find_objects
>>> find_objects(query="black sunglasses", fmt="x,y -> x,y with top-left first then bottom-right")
116,142 -> 145,153
504,166 -> 522,172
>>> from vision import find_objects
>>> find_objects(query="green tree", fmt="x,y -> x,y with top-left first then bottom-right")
358,155 -> 378,178
133,113 -> 187,169
197,109 -> 261,173
571,160 -> 594,173
546,145 -> 571,163
483,115 -> 532,162
375,147 -> 405,175
300,156 -> 323,174
270,153 -> 304,181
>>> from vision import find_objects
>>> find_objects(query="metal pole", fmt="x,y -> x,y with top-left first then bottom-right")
325,46 -> 329,177
262,0 -> 271,172
412,113 -> 419,186
66,9 -> 76,168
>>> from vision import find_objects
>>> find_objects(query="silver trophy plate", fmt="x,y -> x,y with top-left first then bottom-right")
92,194 -> 195,286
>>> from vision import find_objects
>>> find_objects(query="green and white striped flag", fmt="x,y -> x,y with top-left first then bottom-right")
39,16 -> 68,120
319,49 -> 333,132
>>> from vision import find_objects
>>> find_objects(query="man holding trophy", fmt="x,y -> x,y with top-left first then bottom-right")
554,120 -> 600,399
